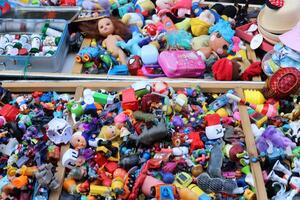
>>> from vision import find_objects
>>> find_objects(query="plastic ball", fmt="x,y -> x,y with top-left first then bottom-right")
162,172 -> 174,184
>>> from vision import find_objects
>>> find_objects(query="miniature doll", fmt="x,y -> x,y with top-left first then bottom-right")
77,17 -> 131,65
70,131 -> 87,150
99,125 -> 120,140
191,19 -> 241,60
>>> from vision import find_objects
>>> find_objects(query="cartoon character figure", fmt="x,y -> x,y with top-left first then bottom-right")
117,31 -> 145,56
205,113 -> 225,140
16,96 -> 29,112
70,131 -> 87,150
99,125 -> 121,140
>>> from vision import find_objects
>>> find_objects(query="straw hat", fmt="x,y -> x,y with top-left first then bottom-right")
257,23 -> 280,45
257,0 -> 300,34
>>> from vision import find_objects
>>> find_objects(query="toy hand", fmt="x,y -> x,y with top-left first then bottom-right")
116,41 -> 126,49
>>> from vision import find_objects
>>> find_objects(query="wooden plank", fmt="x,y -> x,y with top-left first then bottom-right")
246,44 -> 261,81
236,88 -> 268,200
1,80 -> 265,92
49,86 -> 84,200
72,38 -> 92,74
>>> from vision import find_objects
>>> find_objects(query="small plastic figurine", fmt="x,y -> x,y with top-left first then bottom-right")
99,125 -> 121,140
35,163 -> 59,190
70,131 -> 87,150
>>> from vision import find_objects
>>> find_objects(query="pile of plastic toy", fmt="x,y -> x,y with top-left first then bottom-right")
250,94 -> 300,199
0,85 -> 73,199
59,81 -> 257,200
73,0 -> 267,78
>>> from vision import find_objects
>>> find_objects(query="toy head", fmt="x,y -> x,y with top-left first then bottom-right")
98,17 -> 115,37
99,125 -> 120,140
70,131 -> 87,150
78,17 -> 131,40
208,19 -> 240,56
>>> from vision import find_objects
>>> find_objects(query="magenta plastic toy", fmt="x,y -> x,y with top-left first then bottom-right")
158,50 -> 206,78
256,126 -> 296,152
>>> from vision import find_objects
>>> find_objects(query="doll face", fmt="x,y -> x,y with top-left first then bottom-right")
98,18 -> 115,37
71,133 -> 87,150
209,32 -> 230,57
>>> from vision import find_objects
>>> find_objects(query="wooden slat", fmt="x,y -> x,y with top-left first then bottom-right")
72,38 -> 92,74
49,86 -> 84,200
246,44 -> 261,81
236,88 -> 268,200
1,81 -> 265,92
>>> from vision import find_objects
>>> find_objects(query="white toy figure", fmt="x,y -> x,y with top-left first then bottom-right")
62,149 -> 79,169
205,113 -> 225,140
47,118 -> 73,145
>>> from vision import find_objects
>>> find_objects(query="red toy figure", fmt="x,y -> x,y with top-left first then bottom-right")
188,132 -> 204,152
127,55 -> 142,75
0,104 -> 20,122
60,0 -> 76,6
122,88 -> 138,111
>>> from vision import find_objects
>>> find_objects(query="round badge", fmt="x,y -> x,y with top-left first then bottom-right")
250,34 -> 263,50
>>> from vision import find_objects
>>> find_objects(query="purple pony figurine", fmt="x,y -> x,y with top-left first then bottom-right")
256,126 -> 296,153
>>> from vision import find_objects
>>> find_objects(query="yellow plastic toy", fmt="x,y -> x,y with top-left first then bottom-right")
216,107 -> 229,117
244,90 -> 266,105
89,185 -> 112,196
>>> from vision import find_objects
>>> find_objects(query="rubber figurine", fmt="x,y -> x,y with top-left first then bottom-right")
207,140 -> 224,178
35,164 -> 59,190
117,31 -> 145,56
205,113 -> 225,140
129,120 -> 168,146
70,131 -> 87,150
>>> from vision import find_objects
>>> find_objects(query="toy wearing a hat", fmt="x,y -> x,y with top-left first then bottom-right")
205,113 -> 225,140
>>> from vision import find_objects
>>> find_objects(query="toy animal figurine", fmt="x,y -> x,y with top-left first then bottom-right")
256,126 -> 296,153
164,30 -> 192,50
129,120 -> 168,146
207,140 -> 224,178
116,31 -> 145,56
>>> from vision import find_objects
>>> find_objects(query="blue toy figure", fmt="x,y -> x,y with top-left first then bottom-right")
165,30 -> 192,50
116,31 -> 144,56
